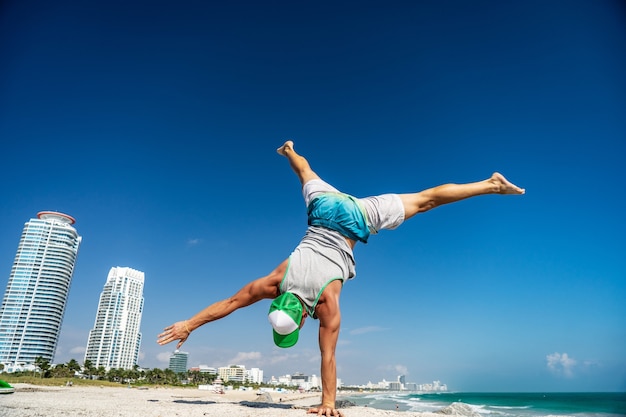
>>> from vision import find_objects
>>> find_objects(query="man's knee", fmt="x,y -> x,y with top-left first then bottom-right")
399,192 -> 433,219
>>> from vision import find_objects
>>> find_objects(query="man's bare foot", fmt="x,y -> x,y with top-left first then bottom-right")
490,172 -> 525,195
277,140 -> 294,156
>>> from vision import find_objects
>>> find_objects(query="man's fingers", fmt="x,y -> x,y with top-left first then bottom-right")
307,407 -> 343,417
157,322 -> 189,346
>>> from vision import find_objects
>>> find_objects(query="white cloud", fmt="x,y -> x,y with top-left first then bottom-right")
157,351 -> 173,364
582,359 -> 601,368
69,345 -> 85,355
379,364 -> 409,376
349,326 -> 387,335
546,352 -> 577,377
394,364 -> 408,375
228,351 -> 262,365
187,238 -> 202,247
267,351 -> 303,365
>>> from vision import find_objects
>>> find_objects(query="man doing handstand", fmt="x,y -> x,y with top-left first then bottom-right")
157,140 -> 525,417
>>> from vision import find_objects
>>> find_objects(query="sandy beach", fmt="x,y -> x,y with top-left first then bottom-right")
0,384 -> 448,417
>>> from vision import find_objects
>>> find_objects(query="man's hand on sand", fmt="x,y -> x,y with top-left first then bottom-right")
307,405 -> 344,417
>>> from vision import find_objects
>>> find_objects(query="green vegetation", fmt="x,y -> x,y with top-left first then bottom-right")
0,375 -> 122,387
0,357 -> 281,390
1,357 -> 195,387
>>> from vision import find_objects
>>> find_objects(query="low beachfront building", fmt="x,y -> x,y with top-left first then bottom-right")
218,365 -> 245,383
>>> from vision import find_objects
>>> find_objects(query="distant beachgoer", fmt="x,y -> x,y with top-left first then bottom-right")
158,141 -> 525,417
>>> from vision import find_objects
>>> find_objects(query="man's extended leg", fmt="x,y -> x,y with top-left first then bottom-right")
400,172 -> 525,220
277,140 -> 320,186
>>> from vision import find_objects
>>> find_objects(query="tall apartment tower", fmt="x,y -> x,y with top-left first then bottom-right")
0,211 -> 82,371
84,267 -> 144,371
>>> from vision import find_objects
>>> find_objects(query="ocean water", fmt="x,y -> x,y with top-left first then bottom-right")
343,392 -> 626,417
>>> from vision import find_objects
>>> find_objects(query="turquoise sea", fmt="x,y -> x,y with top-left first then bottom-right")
344,392 -> 626,417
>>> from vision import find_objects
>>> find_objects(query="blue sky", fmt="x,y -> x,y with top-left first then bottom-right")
1,0 -> 624,392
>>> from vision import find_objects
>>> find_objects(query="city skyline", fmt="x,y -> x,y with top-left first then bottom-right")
1,1 -> 624,392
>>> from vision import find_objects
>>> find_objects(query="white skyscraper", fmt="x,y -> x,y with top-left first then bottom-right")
0,211 -> 81,371
84,267 -> 144,370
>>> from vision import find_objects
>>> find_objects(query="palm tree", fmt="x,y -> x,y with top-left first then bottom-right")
146,368 -> 165,385
83,359 -> 95,379
67,359 -> 81,376
34,356 -> 50,378
51,363 -> 73,378
107,368 -> 123,383
163,368 -> 177,385
136,365 -> 146,383
125,368 -> 135,384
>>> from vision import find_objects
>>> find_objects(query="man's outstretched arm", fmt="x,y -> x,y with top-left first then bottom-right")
157,259 -> 287,349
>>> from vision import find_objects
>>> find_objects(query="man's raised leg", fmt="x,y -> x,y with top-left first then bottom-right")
399,172 -> 525,220
277,140 -> 320,186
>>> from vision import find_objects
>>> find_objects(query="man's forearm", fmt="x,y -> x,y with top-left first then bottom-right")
311,279 -> 342,414
187,298 -> 235,330
188,276 -> 277,330
320,354 -> 337,407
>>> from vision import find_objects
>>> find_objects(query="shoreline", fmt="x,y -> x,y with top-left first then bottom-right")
1,383 -> 444,416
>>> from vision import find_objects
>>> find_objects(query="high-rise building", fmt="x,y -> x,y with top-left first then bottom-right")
84,267 -> 144,371
168,351 -> 188,374
0,211 -> 82,371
